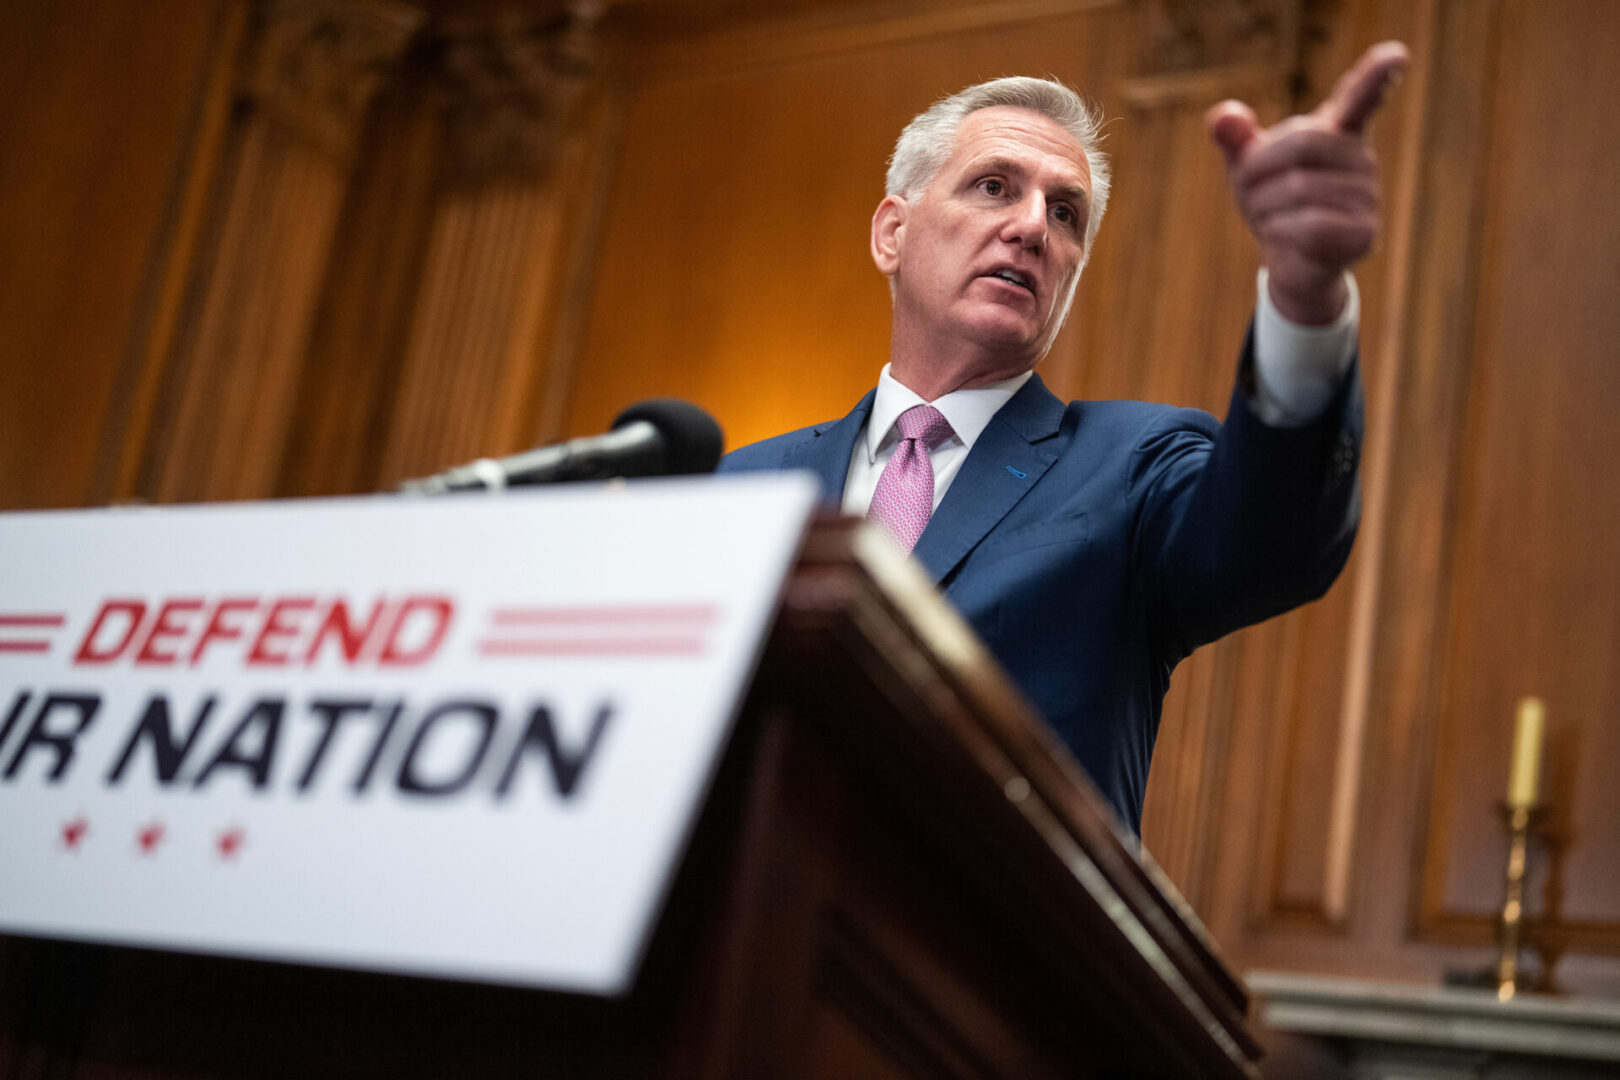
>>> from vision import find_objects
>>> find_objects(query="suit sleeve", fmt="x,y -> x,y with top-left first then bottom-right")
1132,325 -> 1363,657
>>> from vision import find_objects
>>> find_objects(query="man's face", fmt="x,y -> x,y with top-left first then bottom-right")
874,106 -> 1092,376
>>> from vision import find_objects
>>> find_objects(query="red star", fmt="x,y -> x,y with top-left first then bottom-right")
216,827 -> 245,860
136,822 -> 165,854
61,817 -> 88,850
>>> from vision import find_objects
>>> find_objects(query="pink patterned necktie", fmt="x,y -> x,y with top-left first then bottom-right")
867,404 -> 955,553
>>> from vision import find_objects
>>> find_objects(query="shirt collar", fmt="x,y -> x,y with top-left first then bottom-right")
862,363 -> 1034,464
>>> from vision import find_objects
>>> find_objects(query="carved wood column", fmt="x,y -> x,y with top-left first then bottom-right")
374,5 -> 605,486
141,0 -> 423,503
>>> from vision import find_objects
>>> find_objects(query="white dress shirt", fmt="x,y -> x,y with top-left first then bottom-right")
842,270 -> 1360,518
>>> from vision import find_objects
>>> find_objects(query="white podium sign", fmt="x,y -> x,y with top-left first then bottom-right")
0,474 -> 818,994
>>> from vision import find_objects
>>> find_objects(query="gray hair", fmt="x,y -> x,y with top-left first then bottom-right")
886,76 -> 1111,260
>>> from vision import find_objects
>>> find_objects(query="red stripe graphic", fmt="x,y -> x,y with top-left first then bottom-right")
0,613 -> 63,656
481,604 -> 717,659
0,614 -> 65,627
490,604 -> 718,625
477,638 -> 705,657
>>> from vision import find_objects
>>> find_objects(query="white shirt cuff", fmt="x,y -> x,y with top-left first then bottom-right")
1251,268 -> 1359,427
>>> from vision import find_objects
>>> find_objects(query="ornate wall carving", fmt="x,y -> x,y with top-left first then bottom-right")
437,3 -> 602,184
241,0 -> 425,157
1137,0 -> 1291,73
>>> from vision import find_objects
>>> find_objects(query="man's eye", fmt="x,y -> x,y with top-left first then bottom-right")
1053,204 -> 1075,225
979,179 -> 1004,196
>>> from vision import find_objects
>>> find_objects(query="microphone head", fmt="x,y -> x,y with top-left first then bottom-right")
612,399 -> 725,476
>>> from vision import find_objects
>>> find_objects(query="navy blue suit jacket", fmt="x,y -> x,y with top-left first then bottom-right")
718,342 -> 1362,833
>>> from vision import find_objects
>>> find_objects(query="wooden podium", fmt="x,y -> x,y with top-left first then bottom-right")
0,514 -> 1260,1078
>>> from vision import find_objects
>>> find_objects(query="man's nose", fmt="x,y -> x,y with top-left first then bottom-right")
1002,193 -> 1048,251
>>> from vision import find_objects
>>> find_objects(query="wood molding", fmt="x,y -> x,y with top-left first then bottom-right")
1140,0 -> 1289,70
94,0 -> 255,506
1317,0 -> 1438,929
1120,0 -> 1296,107
619,0 -> 1124,84
1253,607 -> 1349,932
1134,0 -> 1294,74
1399,0 -> 1520,945
241,0 -> 426,158
531,83 -> 631,445
1119,61 -> 1281,110
141,123 -> 357,501
436,4 -> 602,183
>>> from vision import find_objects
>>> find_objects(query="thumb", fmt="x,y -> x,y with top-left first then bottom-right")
1205,100 -> 1260,166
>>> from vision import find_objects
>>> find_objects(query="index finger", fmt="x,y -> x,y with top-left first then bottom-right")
1317,40 -> 1409,134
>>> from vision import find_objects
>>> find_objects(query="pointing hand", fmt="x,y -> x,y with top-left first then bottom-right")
1206,41 -> 1409,325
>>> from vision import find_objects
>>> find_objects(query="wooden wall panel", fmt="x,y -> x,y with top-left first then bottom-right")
1417,0 -> 1620,952
1218,0 -> 1431,940
137,0 -> 423,504
1207,0 -> 1620,999
143,121 -> 360,502
275,58 -> 446,499
0,0 -> 239,510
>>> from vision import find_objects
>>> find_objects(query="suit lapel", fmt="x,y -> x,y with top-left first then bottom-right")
779,390 -> 874,502
911,374 -> 1069,584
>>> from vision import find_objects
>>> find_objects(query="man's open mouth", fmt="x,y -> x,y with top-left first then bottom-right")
986,269 -> 1035,294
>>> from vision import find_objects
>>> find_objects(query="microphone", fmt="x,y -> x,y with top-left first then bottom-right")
399,399 -> 724,495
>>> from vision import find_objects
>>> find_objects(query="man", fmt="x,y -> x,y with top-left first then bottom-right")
718,44 -> 1408,834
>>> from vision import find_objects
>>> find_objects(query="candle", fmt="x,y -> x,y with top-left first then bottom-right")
1507,696 -> 1546,808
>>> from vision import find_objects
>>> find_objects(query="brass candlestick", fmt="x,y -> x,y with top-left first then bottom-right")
1494,800 -> 1545,1000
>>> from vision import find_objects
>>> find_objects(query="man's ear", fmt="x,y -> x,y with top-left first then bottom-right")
871,194 -> 907,275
